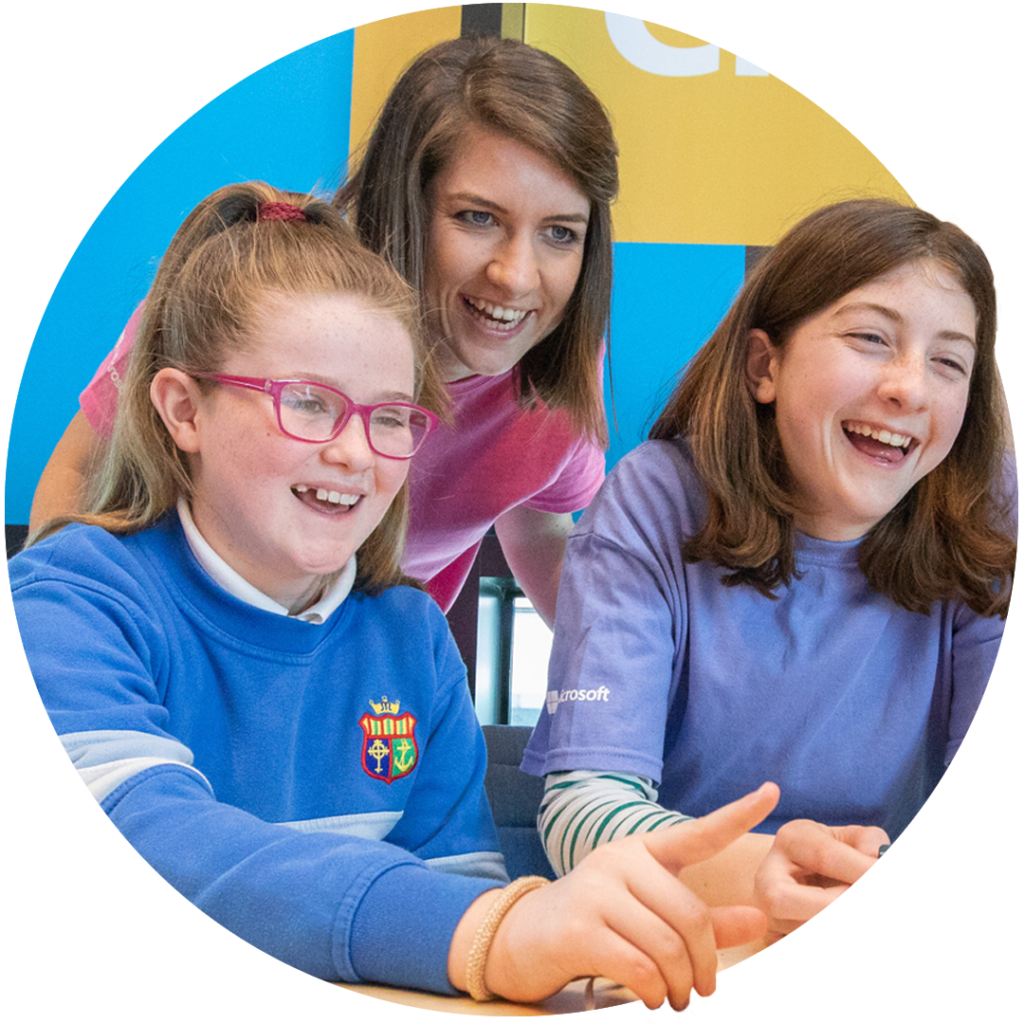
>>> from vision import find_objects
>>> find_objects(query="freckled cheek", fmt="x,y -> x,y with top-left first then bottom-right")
231,433 -> 304,483
216,431 -> 263,470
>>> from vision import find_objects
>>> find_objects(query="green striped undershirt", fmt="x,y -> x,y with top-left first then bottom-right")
539,770 -> 693,877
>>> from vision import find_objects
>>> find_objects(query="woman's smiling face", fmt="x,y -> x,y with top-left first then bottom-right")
748,259 -> 977,540
423,124 -> 590,382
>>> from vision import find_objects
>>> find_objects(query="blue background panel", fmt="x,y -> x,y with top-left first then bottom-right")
605,242 -> 745,471
6,31 -> 354,524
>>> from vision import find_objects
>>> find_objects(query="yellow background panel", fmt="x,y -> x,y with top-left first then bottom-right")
349,6 -> 462,159
523,5 -> 912,245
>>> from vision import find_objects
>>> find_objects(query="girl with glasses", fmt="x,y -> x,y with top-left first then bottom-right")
29,35 -> 617,625
523,199 -> 1016,942
12,181 -> 784,1007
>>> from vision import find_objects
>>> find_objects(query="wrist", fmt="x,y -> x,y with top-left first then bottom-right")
448,888 -> 503,992
455,876 -> 551,1001
481,883 -> 549,1000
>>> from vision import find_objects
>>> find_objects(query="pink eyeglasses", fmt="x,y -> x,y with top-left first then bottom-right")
192,373 -> 438,459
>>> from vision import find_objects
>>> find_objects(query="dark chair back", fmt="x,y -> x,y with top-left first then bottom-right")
482,725 -> 555,881
7,524 -> 28,558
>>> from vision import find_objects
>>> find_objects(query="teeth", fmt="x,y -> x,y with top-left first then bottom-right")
466,296 -> 529,325
294,485 -> 359,506
845,423 -> 913,449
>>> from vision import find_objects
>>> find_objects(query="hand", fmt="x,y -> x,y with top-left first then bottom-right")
757,815 -> 892,929
754,819 -> 889,942
481,782 -> 780,1009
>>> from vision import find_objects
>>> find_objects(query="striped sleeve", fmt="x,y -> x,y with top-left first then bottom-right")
538,770 -> 692,876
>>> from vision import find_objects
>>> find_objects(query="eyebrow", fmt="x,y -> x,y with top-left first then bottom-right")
445,190 -> 590,224
287,375 -> 416,403
831,301 -> 976,347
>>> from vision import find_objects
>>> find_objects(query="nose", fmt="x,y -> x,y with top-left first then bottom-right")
878,353 -> 928,411
321,412 -> 375,470
485,232 -> 540,296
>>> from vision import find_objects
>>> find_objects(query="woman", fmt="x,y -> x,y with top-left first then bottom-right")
30,37 -> 618,624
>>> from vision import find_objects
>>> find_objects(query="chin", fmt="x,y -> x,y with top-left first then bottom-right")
306,554 -> 355,576
469,347 -> 531,378
288,547 -> 356,579
444,331 -> 536,379
840,507 -> 897,538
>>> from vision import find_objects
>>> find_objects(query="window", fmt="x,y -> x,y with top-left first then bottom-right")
442,531 -> 555,728
508,596 -> 553,725
473,579 -> 553,727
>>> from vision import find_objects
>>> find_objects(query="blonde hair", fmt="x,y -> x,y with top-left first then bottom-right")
32,182 -> 447,594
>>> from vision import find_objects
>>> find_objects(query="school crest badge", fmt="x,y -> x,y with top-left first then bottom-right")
359,697 -> 418,784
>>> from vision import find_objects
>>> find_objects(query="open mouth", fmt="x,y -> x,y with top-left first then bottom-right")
842,421 -> 918,464
292,484 -> 361,514
462,295 -> 533,333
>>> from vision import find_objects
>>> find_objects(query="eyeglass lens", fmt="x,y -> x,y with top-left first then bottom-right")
278,382 -> 430,456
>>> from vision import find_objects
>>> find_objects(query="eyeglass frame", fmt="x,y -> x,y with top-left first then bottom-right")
190,372 -> 439,460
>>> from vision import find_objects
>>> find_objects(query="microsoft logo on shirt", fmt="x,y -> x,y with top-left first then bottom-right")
546,686 -> 611,715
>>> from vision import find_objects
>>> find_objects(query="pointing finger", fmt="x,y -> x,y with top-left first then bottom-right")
645,782 -> 780,872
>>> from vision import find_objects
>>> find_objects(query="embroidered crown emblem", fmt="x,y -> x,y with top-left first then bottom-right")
359,697 -> 418,785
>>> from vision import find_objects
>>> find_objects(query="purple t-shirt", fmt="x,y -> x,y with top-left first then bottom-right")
79,307 -> 606,611
522,438 -> 1010,839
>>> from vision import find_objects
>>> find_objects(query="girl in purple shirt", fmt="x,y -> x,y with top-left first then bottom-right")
525,199 -> 1015,942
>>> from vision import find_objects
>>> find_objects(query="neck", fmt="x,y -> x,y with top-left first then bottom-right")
286,577 -> 328,615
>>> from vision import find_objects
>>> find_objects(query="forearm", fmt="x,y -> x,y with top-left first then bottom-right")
494,507 -> 574,627
29,465 -> 87,533
29,410 -> 103,532
516,573 -> 561,628
108,764 -> 500,989
542,773 -> 773,908
540,771 -> 691,875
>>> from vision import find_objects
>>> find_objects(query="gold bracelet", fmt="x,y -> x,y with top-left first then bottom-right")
465,875 -> 550,1001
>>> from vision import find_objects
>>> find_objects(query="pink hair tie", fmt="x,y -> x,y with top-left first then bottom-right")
258,201 -> 307,222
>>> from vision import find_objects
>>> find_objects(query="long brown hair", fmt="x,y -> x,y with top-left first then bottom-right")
336,35 -> 618,444
651,199 -> 1015,617
30,182 -> 447,595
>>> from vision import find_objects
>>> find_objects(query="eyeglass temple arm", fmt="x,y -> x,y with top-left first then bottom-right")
211,374 -> 273,393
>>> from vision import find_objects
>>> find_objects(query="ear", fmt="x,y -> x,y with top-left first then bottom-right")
745,329 -> 779,404
150,369 -> 204,453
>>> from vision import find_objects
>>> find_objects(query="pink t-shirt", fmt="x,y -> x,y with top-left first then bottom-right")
79,303 -> 145,437
79,307 -> 606,611
405,371 -> 605,610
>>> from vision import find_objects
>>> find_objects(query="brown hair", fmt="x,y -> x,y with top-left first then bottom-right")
335,35 -> 618,444
650,198 -> 1015,617
31,182 -> 447,595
